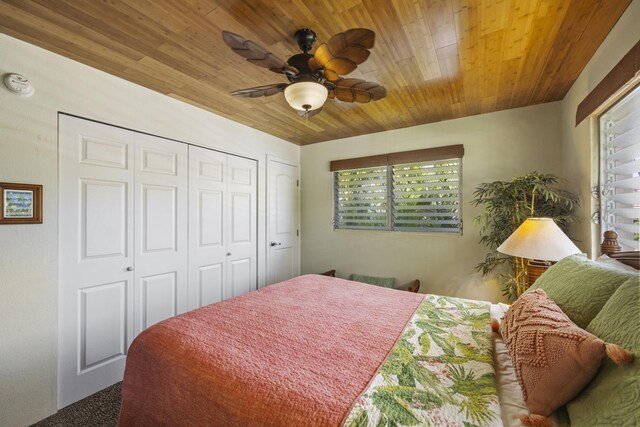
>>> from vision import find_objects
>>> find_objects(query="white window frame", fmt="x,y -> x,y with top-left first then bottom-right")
598,84 -> 640,251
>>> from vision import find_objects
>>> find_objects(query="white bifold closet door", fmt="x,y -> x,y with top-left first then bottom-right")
133,133 -> 188,335
59,116 -> 189,408
59,116 -> 256,408
58,116 -> 136,408
188,146 -> 257,310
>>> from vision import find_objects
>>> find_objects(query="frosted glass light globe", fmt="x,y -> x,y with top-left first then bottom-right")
284,82 -> 328,111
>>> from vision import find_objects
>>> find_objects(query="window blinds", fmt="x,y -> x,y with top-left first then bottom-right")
334,167 -> 388,230
334,156 -> 462,233
600,85 -> 640,250
392,160 -> 461,232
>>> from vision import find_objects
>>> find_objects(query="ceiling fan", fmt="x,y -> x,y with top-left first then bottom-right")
222,28 -> 387,117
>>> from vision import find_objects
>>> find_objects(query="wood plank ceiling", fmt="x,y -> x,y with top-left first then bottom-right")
0,0 -> 631,145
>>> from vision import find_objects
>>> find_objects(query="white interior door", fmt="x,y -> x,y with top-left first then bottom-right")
58,115 -> 134,408
188,146 -> 227,309
133,134 -> 188,335
267,159 -> 299,285
226,155 -> 257,297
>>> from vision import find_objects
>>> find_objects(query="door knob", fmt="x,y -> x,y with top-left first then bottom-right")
270,242 -> 281,247
227,252 -> 232,256
126,266 -> 134,271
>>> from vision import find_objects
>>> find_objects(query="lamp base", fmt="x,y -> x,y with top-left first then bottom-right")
526,259 -> 553,288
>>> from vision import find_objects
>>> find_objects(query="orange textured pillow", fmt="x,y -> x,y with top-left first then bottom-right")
497,289 -> 632,427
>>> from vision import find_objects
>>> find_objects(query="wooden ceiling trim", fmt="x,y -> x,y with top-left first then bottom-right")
0,0 -> 632,145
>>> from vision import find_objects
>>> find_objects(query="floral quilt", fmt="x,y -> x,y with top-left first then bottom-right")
343,295 -> 501,427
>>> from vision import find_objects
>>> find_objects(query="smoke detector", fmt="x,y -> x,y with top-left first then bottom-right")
3,73 -> 34,97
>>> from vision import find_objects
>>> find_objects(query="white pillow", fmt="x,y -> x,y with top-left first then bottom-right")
596,254 -> 638,273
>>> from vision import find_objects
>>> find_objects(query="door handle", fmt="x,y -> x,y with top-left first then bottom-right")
126,266 -> 134,272
270,242 -> 281,247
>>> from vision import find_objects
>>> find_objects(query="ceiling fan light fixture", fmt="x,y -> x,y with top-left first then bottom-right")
224,28 -> 385,117
284,81 -> 328,111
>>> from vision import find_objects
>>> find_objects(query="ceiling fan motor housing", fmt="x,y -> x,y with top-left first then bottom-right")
287,53 -> 313,72
294,28 -> 316,53
287,53 -> 317,82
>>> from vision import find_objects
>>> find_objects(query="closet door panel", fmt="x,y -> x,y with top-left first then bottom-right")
198,263 -> 224,306
140,272 -> 177,329
188,146 -> 227,309
81,179 -> 128,259
80,281 -> 127,368
134,134 -> 188,336
226,155 -> 257,298
229,258 -> 252,297
58,115 -> 135,408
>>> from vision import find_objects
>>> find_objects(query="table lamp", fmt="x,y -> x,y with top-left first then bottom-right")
497,217 -> 581,287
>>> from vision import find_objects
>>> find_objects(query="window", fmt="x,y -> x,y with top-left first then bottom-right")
332,145 -> 463,233
334,166 -> 388,230
599,85 -> 640,250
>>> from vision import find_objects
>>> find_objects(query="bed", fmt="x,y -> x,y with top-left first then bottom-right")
118,233 -> 639,426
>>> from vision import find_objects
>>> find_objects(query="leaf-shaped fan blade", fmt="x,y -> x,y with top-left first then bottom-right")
297,107 -> 322,118
222,31 -> 298,76
313,28 -> 375,81
230,83 -> 289,98
330,79 -> 386,103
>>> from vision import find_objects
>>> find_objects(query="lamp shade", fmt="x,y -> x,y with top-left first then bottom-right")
497,218 -> 581,261
284,81 -> 328,111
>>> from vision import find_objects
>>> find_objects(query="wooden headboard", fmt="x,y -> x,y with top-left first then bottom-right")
600,230 -> 640,270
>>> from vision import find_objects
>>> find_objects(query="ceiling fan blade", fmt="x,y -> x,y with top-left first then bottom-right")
313,28 -> 375,81
330,78 -> 386,103
297,107 -> 323,118
222,31 -> 298,76
230,83 -> 289,98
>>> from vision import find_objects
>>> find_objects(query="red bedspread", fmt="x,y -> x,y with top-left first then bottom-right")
118,274 -> 424,426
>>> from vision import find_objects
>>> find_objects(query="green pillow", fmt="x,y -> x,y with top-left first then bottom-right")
526,254 -> 635,328
349,274 -> 395,288
567,277 -> 640,426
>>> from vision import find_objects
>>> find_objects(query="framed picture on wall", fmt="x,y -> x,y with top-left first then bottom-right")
0,182 -> 43,224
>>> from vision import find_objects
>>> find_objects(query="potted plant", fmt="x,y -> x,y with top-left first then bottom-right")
471,172 -> 579,300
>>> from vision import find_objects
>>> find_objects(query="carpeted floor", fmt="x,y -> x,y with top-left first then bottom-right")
31,382 -> 121,427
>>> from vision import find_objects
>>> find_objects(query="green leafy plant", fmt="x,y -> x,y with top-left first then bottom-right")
471,172 -> 579,300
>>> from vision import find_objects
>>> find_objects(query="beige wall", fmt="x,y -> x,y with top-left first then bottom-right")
0,34 -> 299,427
301,102 -> 563,303
561,0 -> 640,255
